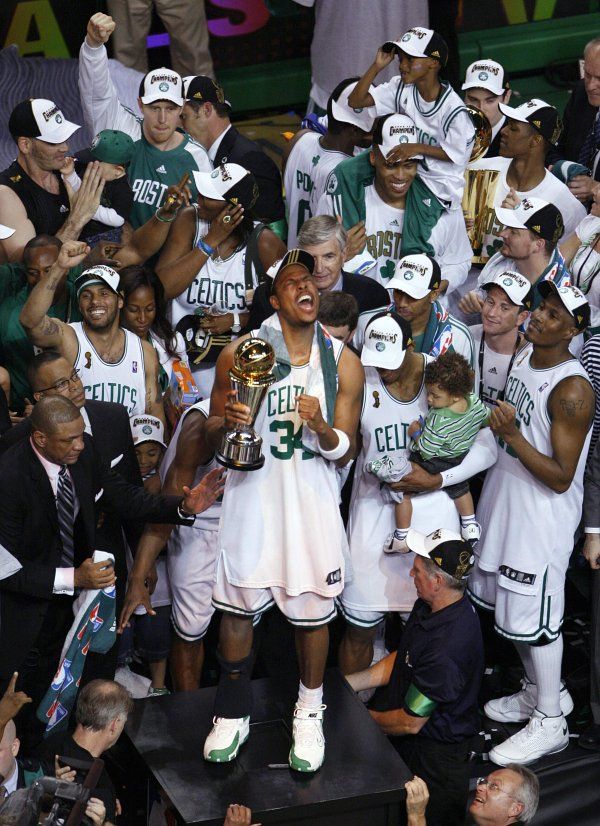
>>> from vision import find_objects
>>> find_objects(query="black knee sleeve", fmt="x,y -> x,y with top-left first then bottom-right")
214,651 -> 254,718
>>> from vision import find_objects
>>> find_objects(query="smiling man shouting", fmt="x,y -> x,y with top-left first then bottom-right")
202,249 -> 364,773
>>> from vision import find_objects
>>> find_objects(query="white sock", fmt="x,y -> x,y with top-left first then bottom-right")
394,528 -> 409,540
514,641 -> 536,686
460,514 -> 477,526
297,681 -> 323,710
528,636 -> 563,717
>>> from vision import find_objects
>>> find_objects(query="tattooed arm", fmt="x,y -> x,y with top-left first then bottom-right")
19,241 -> 86,355
489,376 -> 594,492
141,339 -> 166,427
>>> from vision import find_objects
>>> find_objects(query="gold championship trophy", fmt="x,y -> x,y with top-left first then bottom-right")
216,337 -> 276,471
462,106 -> 499,265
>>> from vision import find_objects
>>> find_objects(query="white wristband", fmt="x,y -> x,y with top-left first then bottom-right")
318,428 -> 350,461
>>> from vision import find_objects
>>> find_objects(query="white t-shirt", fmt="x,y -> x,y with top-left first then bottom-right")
572,213 -> 600,328
468,155 -> 586,258
371,78 -> 475,209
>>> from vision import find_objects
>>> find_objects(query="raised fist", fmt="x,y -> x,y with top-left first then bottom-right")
86,13 -> 116,48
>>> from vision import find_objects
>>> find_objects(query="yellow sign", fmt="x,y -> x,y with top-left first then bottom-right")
5,1 -> 69,58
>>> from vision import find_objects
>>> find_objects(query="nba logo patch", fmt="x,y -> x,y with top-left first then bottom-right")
132,361 -> 138,373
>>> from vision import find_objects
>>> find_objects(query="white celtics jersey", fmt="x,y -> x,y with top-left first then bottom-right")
476,349 -> 592,590
363,185 -> 405,286
284,132 -> 347,248
170,209 -> 259,329
471,324 -> 530,409
71,322 -> 146,415
371,78 -> 475,209
468,156 -> 586,259
217,336 -> 348,596
343,359 -> 460,613
161,398 -> 221,531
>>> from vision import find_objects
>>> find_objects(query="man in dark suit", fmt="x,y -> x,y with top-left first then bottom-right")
246,214 -> 389,330
0,395 -> 223,747
180,76 -> 285,229
1,351 -> 147,682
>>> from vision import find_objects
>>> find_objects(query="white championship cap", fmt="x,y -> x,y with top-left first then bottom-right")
462,59 -> 506,96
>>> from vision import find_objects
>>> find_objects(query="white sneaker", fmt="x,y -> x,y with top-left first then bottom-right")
203,716 -> 250,762
460,521 -> 481,544
484,679 -> 574,723
383,533 -> 410,554
289,704 -> 326,772
489,709 -> 569,766
115,666 -> 151,699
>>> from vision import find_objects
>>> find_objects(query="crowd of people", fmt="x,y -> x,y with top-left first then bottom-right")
1,9 -> 600,825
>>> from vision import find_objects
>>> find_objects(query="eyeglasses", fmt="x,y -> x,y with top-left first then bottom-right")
37,369 -> 81,394
476,777 -> 520,802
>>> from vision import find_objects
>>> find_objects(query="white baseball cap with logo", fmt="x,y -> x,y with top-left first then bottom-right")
377,113 -> 423,160
462,59 -> 506,96
193,163 -> 248,201
481,270 -> 533,309
140,68 -> 184,106
361,312 -> 412,370
495,196 -> 564,245
0,224 -> 15,240
130,414 -> 167,448
387,254 -> 442,299
330,81 -> 376,132
537,282 -> 590,330
75,265 -> 121,298
9,98 -> 80,145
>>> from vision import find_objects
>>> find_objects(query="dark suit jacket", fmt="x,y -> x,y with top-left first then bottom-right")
0,387 -> 10,436
246,270 -> 391,330
0,436 -> 190,678
547,79 -> 597,167
214,126 -> 285,224
0,400 -> 144,569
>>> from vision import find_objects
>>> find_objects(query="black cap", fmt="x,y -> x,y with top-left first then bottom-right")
267,249 -> 315,294
537,281 -> 591,330
407,528 -> 475,581
184,76 -> 231,108
383,27 -> 449,67
498,98 -> 562,146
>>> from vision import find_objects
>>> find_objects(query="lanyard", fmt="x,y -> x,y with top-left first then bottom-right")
478,332 -> 521,403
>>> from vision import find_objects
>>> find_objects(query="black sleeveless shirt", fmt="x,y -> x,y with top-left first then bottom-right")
0,160 -> 70,236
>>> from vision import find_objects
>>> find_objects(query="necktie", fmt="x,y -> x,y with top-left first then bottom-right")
0,785 -> 7,799
57,465 -> 75,566
578,113 -> 600,168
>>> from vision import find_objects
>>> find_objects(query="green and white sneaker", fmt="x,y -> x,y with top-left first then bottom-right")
203,716 -> 250,763
289,704 -> 326,773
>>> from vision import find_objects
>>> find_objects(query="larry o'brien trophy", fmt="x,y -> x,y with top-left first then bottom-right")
216,337 -> 276,471
462,105 -> 500,265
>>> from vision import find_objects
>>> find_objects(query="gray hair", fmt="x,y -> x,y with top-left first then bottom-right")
505,763 -> 539,823
584,37 -> 600,57
419,556 -> 466,593
298,215 -> 347,254
75,679 -> 133,731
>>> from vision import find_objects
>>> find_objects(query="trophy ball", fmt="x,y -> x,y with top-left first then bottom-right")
233,338 -> 276,378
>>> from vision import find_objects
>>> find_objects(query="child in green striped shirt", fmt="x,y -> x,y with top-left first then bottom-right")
368,351 -> 489,553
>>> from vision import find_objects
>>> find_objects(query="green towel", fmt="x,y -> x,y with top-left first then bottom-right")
325,150 -> 445,256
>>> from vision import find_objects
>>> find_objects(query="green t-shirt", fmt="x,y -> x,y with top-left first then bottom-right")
127,131 -> 210,228
0,262 -> 29,303
0,268 -> 83,411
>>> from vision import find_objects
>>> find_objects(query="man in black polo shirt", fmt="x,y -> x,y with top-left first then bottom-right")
347,528 -> 484,826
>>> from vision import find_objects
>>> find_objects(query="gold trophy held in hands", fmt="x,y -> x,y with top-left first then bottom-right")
462,106 -> 499,265
216,337 -> 276,471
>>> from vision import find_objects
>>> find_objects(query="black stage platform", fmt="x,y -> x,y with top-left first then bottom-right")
126,668 -> 412,825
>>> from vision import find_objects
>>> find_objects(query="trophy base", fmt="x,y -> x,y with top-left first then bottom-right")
216,429 -> 266,472
215,451 -> 265,471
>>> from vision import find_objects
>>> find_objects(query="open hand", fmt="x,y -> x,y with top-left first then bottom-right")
119,578 -> 154,633
205,204 -> 245,248
65,162 -> 105,227
345,220 -> 367,259
181,467 -> 226,514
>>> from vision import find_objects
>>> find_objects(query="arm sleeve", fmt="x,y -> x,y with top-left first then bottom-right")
407,653 -> 463,713
434,210 -> 472,294
91,205 -> 125,228
439,427 -> 497,488
370,78 -> 402,116
78,39 -> 142,139
53,568 -> 75,595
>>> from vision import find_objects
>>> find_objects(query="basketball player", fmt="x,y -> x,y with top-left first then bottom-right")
469,283 -> 594,765
202,249 -> 364,772
470,271 -> 532,408
339,310 -> 497,675
20,257 -> 163,422
119,397 -> 221,691
283,77 -> 374,248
